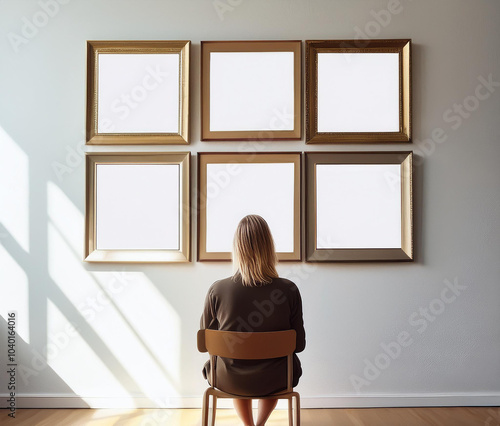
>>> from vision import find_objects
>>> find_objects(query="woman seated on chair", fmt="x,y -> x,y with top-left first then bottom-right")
201,214 -> 306,426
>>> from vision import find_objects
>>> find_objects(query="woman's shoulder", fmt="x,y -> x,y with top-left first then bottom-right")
273,277 -> 300,293
209,276 -> 237,292
275,276 -> 296,285
209,275 -> 299,294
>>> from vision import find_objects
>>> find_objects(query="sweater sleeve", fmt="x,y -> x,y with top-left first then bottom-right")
290,285 -> 306,353
200,284 -> 218,330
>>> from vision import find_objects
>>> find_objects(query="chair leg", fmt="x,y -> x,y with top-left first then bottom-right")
202,389 -> 210,426
210,395 -> 217,426
288,397 -> 293,426
294,394 -> 300,426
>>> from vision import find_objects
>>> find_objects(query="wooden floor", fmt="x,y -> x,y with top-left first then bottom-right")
1,407 -> 498,425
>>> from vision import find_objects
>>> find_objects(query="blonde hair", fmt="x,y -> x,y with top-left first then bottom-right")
232,215 -> 279,287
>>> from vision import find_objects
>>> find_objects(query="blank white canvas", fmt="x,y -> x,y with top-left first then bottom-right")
96,164 -> 180,250
206,163 -> 295,252
210,52 -> 295,131
317,52 -> 400,132
316,164 -> 401,248
98,53 -> 180,134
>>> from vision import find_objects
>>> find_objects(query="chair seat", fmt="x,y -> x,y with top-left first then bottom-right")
198,329 -> 301,425
206,386 -> 297,399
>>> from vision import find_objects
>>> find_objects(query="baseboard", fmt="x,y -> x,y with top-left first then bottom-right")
2,393 -> 500,409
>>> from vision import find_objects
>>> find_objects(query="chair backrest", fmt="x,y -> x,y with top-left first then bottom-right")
198,329 -> 296,360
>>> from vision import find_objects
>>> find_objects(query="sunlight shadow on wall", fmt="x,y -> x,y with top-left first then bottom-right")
47,181 -> 181,400
46,298 -> 130,398
0,126 -> 30,342
0,245 -> 29,342
0,126 -> 29,252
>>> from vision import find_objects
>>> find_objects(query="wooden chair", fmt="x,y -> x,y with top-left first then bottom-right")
197,329 -> 300,426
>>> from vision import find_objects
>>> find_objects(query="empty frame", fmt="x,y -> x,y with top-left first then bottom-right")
201,41 -> 302,141
198,153 -> 301,261
85,152 -> 190,262
86,40 -> 190,145
306,39 -> 411,143
306,152 -> 413,261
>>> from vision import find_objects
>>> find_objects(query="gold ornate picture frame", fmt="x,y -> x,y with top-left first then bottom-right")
306,151 -> 413,261
86,40 -> 190,145
201,40 -> 302,141
198,152 -> 301,261
306,39 -> 411,144
85,152 -> 190,262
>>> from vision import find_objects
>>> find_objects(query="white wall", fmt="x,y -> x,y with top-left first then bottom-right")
1,0 -> 499,409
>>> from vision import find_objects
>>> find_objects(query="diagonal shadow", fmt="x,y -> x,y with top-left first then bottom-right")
0,315 -> 89,407
50,212 -> 182,385
1,211 -> 152,402
47,213 -> 182,392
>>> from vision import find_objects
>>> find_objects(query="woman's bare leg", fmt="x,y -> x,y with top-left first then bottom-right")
233,398 -> 254,426
256,398 -> 278,426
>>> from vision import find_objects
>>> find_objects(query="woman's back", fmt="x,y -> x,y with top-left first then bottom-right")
200,214 -> 305,423
201,275 -> 305,396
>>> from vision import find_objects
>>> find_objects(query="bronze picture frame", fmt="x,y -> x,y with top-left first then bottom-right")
198,152 -> 301,261
201,40 -> 302,141
84,152 -> 190,262
86,40 -> 190,145
306,151 -> 413,261
306,39 -> 411,144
